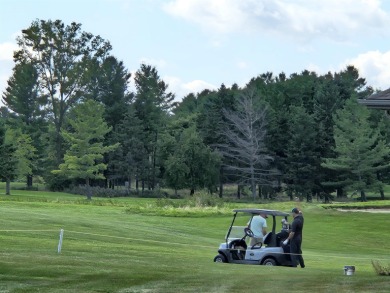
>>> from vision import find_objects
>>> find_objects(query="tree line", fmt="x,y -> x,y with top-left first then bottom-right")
1,19 -> 390,201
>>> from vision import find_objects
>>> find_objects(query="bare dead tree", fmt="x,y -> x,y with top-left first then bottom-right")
217,88 -> 276,199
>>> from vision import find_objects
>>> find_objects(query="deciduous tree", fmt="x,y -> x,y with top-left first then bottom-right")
217,88 -> 274,200
14,19 -> 112,166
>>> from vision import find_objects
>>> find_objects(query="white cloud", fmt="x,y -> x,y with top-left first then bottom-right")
345,50 -> 390,90
128,65 -> 218,101
0,59 -> 15,106
0,72 -> 9,106
163,0 -> 390,42
237,61 -> 248,69
182,79 -> 217,94
163,76 -> 218,100
0,73 -> 8,90
0,42 -> 18,61
139,58 -> 168,69
162,75 -> 182,101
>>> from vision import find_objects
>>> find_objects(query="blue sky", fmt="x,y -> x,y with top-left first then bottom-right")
1,0 -> 390,103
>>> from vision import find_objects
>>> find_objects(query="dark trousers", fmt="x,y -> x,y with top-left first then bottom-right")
290,236 -> 304,268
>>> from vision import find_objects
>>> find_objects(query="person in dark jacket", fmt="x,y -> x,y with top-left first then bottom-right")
283,207 -> 305,268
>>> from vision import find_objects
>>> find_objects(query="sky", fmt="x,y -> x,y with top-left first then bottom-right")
1,0 -> 390,103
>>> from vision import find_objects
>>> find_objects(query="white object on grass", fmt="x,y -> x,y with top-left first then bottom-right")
57,229 -> 64,253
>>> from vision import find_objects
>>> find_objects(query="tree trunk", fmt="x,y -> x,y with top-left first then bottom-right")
86,178 -> 92,200
250,163 -> 256,200
336,187 -> 344,198
323,193 -> 330,203
360,190 -> 367,202
218,166 -> 223,198
377,172 -> 384,200
151,131 -> 158,190
6,179 -> 11,195
27,175 -> 33,190
307,192 -> 313,202
288,189 -> 293,201
128,176 -> 131,190
190,188 -> 195,196
237,185 -> 241,199
54,128 -> 64,166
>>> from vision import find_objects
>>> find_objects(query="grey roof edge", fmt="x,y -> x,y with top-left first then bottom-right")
358,88 -> 390,109
366,88 -> 390,100
358,99 -> 390,109
232,208 -> 290,216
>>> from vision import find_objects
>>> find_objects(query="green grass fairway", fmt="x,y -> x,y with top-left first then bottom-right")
1,191 -> 390,292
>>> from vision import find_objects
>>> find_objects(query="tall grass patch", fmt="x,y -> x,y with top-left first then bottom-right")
372,260 -> 390,276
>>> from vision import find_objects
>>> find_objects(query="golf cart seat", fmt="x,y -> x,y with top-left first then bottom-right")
228,239 -> 247,250
263,232 -> 272,246
228,239 -> 247,260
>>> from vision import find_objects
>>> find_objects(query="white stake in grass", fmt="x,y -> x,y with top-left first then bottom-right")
57,229 -> 64,253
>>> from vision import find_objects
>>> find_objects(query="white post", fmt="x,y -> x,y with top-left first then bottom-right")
57,229 -> 64,253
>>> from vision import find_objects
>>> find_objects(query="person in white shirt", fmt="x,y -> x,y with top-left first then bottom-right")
247,213 -> 267,246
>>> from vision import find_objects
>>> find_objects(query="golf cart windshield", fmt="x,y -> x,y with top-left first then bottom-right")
226,226 -> 246,243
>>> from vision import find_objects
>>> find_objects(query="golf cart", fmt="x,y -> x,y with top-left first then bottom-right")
213,209 -> 292,266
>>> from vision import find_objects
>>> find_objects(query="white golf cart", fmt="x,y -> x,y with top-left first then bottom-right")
213,209 -> 292,266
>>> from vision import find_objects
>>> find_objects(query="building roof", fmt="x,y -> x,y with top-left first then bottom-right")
358,88 -> 390,109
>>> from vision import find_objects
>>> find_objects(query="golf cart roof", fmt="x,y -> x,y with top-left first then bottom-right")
232,209 -> 289,217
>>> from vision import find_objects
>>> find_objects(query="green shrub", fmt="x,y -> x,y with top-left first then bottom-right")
155,193 -> 223,209
191,192 -> 223,207
66,185 -> 169,198
372,260 -> 390,276
155,197 -> 181,208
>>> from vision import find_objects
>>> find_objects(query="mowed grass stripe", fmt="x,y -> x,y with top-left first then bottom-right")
1,192 -> 390,292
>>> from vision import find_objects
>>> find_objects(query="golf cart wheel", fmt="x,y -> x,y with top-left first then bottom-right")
214,254 -> 227,263
262,258 -> 277,266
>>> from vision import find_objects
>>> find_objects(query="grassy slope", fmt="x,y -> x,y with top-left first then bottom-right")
0,191 -> 390,292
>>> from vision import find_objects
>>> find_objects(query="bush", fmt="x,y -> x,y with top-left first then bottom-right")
45,173 -> 72,191
192,192 -> 224,207
155,197 -> 181,208
66,185 -> 169,198
372,260 -> 390,276
155,192 -> 224,209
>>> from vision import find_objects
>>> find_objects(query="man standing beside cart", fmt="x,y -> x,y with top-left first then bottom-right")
283,207 -> 305,268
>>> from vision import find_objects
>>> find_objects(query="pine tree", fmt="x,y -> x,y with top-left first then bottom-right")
132,64 -> 174,190
322,97 -> 390,201
0,124 -> 18,195
2,62 -> 47,188
52,100 -> 119,198
285,106 -> 318,201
